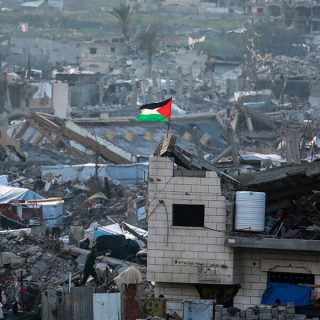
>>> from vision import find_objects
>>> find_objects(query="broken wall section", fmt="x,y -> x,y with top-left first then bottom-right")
233,248 -> 320,310
147,156 -> 239,285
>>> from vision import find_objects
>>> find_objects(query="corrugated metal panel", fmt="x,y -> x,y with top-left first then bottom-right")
41,289 -> 72,320
41,163 -> 147,185
122,284 -> 140,320
93,293 -> 121,320
183,300 -> 214,320
71,287 -> 94,320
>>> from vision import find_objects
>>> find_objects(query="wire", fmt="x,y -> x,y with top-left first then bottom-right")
205,226 -> 228,233
146,175 -> 174,222
147,175 -> 173,207
160,201 -> 169,245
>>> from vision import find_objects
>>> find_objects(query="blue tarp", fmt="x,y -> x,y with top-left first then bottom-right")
0,185 -> 43,203
261,282 -> 312,307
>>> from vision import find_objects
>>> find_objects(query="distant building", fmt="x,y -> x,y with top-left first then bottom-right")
79,37 -> 126,74
48,0 -> 64,11
129,0 -> 201,13
248,0 -> 320,33
4,75 -> 69,118
248,0 -> 282,19
21,0 -> 64,11
21,0 -> 48,12
54,67 -> 100,107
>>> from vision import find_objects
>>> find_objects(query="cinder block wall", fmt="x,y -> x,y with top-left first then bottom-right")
147,157 -> 320,314
147,156 -> 238,285
155,282 -> 200,315
234,248 -> 320,310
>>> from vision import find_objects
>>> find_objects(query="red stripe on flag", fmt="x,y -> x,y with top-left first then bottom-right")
157,98 -> 172,120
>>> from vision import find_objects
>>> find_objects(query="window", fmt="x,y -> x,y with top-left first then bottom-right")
89,47 -> 97,54
268,272 -> 314,285
111,47 -> 115,53
257,8 -> 263,14
172,204 -> 205,227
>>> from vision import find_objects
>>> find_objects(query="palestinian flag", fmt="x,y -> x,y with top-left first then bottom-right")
136,97 -> 172,122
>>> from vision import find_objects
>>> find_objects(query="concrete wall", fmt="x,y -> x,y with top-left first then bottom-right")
155,282 -> 200,316
234,248 -> 320,310
199,3 -> 229,13
147,156 -> 237,286
147,157 -> 320,316
52,82 -> 69,118
161,0 -> 200,13
80,40 -> 123,73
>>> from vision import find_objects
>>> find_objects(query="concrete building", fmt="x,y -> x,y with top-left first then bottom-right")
4,76 -> 69,119
248,0 -> 283,19
134,0 -> 201,13
79,37 -> 126,74
54,68 -> 100,107
247,0 -> 320,33
9,37 -> 80,72
147,156 -> 320,316
289,2 -> 320,33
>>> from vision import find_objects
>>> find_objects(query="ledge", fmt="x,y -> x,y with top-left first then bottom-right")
225,236 -> 320,252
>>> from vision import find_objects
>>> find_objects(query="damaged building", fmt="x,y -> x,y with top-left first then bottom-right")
248,0 -> 320,33
147,141 -> 320,316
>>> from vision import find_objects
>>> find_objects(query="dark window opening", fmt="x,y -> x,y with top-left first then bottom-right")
111,47 -> 115,53
257,8 -> 263,13
172,204 -> 205,227
89,47 -> 97,54
268,272 -> 315,285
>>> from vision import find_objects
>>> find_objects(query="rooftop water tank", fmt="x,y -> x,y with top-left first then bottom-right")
235,191 -> 266,232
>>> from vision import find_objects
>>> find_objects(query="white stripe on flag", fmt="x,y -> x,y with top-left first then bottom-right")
140,108 -> 160,115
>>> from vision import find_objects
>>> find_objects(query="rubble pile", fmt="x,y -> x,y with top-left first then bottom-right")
255,55 -> 319,78
215,304 -> 307,320
0,164 -> 147,228
265,193 -> 320,240
49,176 -> 146,228
0,231 -> 76,283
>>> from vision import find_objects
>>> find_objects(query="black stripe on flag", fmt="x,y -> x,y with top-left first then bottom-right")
139,97 -> 172,110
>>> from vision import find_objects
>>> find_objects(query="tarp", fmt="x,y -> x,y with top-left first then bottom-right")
93,223 -> 147,242
86,192 -> 108,201
0,175 -> 8,186
40,201 -> 64,227
240,153 -> 285,163
113,266 -> 142,290
95,235 -> 140,259
261,282 -> 312,307
0,185 -> 43,204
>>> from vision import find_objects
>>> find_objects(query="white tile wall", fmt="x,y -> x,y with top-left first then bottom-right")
147,157 -> 320,315
147,156 -> 236,285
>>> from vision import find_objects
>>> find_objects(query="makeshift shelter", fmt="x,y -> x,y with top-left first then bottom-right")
0,185 -> 43,203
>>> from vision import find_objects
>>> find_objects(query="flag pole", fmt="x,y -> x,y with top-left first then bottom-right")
166,97 -> 172,138
166,117 -> 170,138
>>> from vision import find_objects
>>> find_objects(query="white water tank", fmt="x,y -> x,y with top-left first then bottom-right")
235,191 -> 266,232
